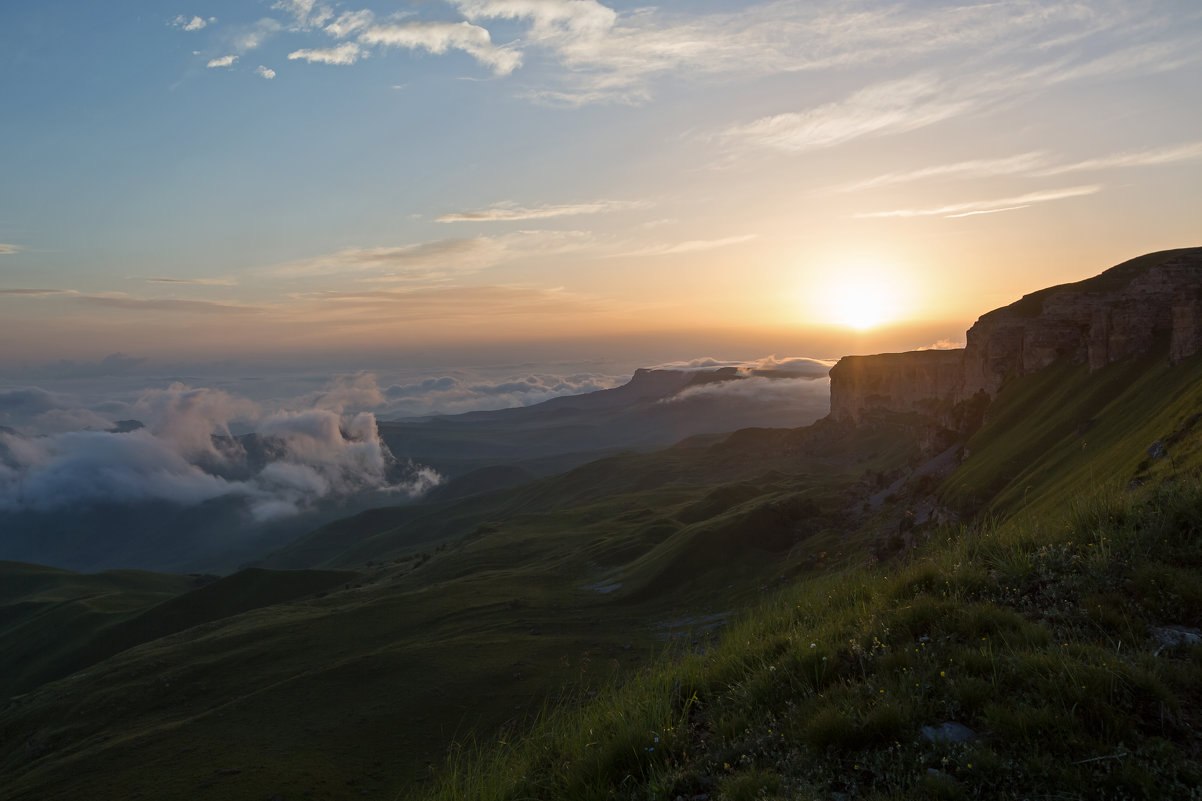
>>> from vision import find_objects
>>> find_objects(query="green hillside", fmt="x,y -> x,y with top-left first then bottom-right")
0,415 -> 922,800
3,342 -> 1200,800
421,351 -> 1202,800
425,479 -> 1202,800
0,563 -> 197,698
941,351 -> 1202,518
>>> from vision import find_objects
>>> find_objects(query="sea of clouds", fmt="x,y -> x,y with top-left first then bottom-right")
0,354 -> 832,518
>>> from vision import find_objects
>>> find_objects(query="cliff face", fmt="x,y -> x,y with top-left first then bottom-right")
828,350 -> 963,424
830,247 -> 1202,423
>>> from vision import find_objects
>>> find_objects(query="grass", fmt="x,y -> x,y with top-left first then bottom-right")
4,345 -> 1200,800
0,420 -> 920,801
423,477 -> 1202,800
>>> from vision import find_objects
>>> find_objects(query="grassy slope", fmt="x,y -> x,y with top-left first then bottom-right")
9,350 -> 1197,800
941,350 -> 1202,518
421,358 -> 1202,800
426,481 -> 1202,800
0,422 -> 920,800
0,563 -> 197,698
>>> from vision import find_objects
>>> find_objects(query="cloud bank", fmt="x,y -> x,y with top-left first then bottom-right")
0,382 -> 440,520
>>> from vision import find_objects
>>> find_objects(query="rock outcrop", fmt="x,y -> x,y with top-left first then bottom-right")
828,350 -> 963,423
829,247 -> 1202,424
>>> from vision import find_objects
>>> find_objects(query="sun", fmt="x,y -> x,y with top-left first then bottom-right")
828,281 -> 891,330
812,261 -> 907,330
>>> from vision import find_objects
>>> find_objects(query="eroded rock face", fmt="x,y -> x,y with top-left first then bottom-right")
828,350 -> 963,424
829,248 -> 1202,423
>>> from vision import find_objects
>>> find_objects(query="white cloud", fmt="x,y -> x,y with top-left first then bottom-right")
0,381 -> 440,517
325,9 -> 375,38
840,141 -> 1202,196
207,55 -> 238,68
274,230 -> 592,278
437,199 -> 645,222
359,21 -> 521,76
288,42 -> 361,65
856,185 -> 1103,219
255,65 -> 277,79
231,18 -> 283,53
722,73 -> 975,154
1035,141 -> 1202,176
172,15 -> 211,31
0,244 -> 21,255
618,233 -> 757,257
453,0 -> 617,37
452,0 -> 1137,106
841,152 -> 1049,193
276,238 -> 504,277
273,0 -> 333,30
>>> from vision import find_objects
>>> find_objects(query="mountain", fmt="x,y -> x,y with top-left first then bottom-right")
829,247 -> 1202,423
0,366 -> 827,575
4,249 -> 1201,800
378,365 -> 831,480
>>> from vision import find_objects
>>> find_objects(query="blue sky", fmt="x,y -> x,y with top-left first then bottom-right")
2,0 -> 1200,368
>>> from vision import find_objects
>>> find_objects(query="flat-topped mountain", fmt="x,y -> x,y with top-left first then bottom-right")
830,247 -> 1202,423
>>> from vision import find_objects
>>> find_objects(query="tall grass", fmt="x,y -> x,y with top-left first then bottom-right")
422,476 -> 1202,800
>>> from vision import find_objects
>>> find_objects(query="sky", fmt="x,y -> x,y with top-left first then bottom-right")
1,0 -> 1201,373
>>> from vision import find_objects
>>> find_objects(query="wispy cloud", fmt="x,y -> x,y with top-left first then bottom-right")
618,233 -> 757,257
841,152 -> 1049,192
274,230 -> 593,279
721,73 -> 974,153
436,199 -> 645,223
228,18 -> 284,54
359,21 -> 521,76
288,42 -> 360,65
276,238 -> 502,277
856,185 -> 1102,219
174,1 -> 1195,109
842,141 -> 1202,195
144,277 -> 239,287
256,65 -> 277,79
1035,141 -> 1202,176
0,244 -> 21,255
289,285 -> 600,326
0,288 -> 76,296
206,55 -> 237,68
77,296 -> 264,314
324,9 -> 375,39
272,0 -> 333,31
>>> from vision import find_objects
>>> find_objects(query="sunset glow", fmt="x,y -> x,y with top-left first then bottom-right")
0,0 -> 1197,369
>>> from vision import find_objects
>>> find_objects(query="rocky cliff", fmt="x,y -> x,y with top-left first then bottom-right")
828,350 -> 963,423
830,247 -> 1202,424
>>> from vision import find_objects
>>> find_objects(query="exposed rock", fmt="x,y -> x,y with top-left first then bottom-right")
830,248 -> 1202,423
828,350 -> 963,424
1151,625 -> 1202,655
921,721 -> 977,744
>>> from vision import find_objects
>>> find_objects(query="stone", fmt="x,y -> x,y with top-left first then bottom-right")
921,721 -> 976,744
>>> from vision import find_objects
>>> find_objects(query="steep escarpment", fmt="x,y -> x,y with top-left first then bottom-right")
828,349 -> 963,423
830,247 -> 1202,423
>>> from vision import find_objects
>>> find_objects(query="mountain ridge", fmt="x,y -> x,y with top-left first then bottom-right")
829,246 -> 1202,423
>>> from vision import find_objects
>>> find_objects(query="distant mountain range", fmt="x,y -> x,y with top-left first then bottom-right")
0,365 -> 829,573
